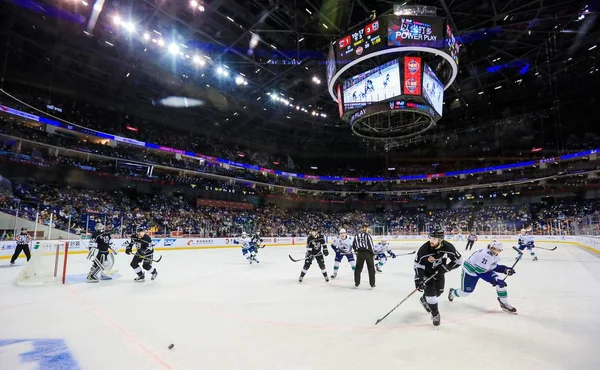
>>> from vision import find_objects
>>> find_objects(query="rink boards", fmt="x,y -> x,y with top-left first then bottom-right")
1,234 -> 599,259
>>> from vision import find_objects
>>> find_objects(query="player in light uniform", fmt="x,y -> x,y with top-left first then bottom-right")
448,240 -> 517,313
373,240 -> 396,273
517,228 -> 537,261
234,232 -> 258,264
330,228 -> 355,279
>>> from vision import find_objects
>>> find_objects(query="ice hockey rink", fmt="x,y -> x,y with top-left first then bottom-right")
1,240 -> 600,370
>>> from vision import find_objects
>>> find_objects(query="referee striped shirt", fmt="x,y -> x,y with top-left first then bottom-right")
15,234 -> 31,245
352,231 -> 374,253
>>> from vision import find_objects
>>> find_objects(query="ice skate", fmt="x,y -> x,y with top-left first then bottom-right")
448,288 -> 455,302
330,272 -> 337,279
298,276 -> 303,283
134,274 -> 145,283
420,296 -> 432,313
432,313 -> 441,326
87,275 -> 99,283
533,257 -> 538,261
376,265 -> 382,273
151,270 -> 158,281
324,275 -> 330,282
498,298 -> 517,314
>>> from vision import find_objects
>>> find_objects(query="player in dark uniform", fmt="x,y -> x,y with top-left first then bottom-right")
298,226 -> 329,283
413,230 -> 462,326
125,227 -> 158,282
250,231 -> 264,254
87,223 -> 114,283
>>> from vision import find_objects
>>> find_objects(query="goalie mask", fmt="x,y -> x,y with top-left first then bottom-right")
95,223 -> 105,232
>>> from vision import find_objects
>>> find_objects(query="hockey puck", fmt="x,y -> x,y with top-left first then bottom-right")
168,344 -> 174,350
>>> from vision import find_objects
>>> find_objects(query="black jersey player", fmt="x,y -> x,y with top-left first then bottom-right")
87,223 -> 115,283
298,226 -> 329,283
125,227 -> 158,282
413,230 -> 462,326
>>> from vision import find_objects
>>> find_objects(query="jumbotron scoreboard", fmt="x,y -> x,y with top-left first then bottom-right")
326,5 -> 460,142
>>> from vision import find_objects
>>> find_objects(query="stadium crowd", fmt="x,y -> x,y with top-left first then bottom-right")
1,180 -> 598,240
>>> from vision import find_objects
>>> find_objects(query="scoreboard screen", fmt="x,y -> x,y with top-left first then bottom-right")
335,18 -> 386,62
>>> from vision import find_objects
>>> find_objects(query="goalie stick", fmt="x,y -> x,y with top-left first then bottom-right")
375,272 -> 439,325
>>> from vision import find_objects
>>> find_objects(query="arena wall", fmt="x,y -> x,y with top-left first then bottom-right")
1,235 -> 599,259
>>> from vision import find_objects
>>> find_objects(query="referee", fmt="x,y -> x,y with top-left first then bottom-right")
10,227 -> 32,265
352,224 -> 376,288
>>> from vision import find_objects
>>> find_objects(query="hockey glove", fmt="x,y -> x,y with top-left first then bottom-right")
415,277 -> 425,291
389,251 -> 397,258
505,268 -> 516,276
125,245 -> 132,255
323,247 -> 329,257
435,264 -> 450,276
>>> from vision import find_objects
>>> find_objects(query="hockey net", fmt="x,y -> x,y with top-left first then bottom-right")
15,241 -> 69,285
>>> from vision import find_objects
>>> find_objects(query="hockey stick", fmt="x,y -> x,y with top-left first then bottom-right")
133,253 -> 163,263
535,246 -> 557,251
289,252 -> 323,262
375,272 -> 439,325
503,246 -> 523,281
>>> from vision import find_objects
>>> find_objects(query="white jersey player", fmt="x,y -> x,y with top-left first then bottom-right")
373,240 -> 396,273
330,229 -> 355,279
448,241 -> 517,313
234,232 -> 258,264
517,229 -> 537,261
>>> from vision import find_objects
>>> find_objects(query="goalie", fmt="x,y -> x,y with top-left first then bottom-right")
86,223 -> 117,283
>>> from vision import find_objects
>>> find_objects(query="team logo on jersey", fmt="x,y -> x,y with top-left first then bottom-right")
407,58 -> 420,74
356,46 -> 364,55
405,78 -> 418,93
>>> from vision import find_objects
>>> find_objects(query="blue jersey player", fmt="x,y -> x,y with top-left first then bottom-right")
373,240 -> 396,273
234,232 -> 259,264
330,228 -> 355,279
517,229 -> 538,261
448,241 -> 517,313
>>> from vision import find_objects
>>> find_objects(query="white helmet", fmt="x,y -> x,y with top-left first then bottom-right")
488,240 -> 503,252
242,232 -> 247,237
339,228 -> 346,234
95,223 -> 105,232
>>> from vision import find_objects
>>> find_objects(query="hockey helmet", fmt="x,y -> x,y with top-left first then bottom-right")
339,228 -> 347,234
136,226 -> 146,234
242,232 -> 247,237
429,229 -> 444,239
488,240 -> 503,254
95,223 -> 105,232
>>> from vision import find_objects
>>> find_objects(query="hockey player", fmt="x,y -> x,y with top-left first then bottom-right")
86,223 -> 115,283
125,227 -> 158,282
413,230 -> 462,326
373,240 -> 396,273
517,229 -> 537,261
250,231 -> 264,254
465,231 -> 478,250
298,226 -> 329,283
448,240 -> 517,313
234,232 -> 259,264
330,228 -> 355,279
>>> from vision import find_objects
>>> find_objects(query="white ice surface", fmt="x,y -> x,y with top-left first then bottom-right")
1,241 -> 600,370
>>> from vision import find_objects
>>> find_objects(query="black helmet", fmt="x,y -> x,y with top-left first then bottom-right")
429,229 -> 444,239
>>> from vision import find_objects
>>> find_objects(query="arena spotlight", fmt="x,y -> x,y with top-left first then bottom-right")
143,33 -> 150,40
157,39 -> 165,47
235,76 -> 245,85
168,43 -> 180,55
113,15 -> 121,26
190,0 -> 198,6
122,21 -> 135,32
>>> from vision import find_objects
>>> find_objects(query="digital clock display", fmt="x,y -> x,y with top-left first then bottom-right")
335,19 -> 386,62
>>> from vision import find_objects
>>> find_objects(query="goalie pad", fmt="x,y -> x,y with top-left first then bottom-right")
103,253 -> 115,271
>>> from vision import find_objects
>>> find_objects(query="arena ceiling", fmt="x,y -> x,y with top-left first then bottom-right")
0,0 -> 597,171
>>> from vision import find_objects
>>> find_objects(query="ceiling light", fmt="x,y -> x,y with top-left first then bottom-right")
126,72 -> 130,77
157,39 -> 165,47
143,33 -> 150,40
104,41 -> 114,46
122,22 -> 135,32
322,23 -> 328,29
495,85 -> 502,89
198,5 -> 205,11
235,76 -> 245,85
168,43 -> 179,55
227,16 -> 234,22
81,1 -> 89,6
190,0 -> 198,6
478,91 -> 484,95
305,8 -> 312,15
113,15 -> 121,26
503,15 -> 509,21
153,30 -> 162,35
298,37 -> 304,42
589,45 -> 597,51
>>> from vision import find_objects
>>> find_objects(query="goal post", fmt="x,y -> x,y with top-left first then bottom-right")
15,240 -> 70,285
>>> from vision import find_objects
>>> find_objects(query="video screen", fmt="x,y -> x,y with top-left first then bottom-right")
326,45 -> 337,87
335,18 -> 385,62
342,59 -> 401,110
422,64 -> 444,116
445,24 -> 460,65
387,15 -> 444,47
403,56 -> 422,96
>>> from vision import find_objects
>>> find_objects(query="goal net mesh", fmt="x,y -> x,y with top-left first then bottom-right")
15,241 -> 69,285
